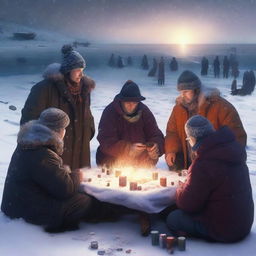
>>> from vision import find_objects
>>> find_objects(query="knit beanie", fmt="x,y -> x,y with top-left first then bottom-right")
60,45 -> 86,74
38,108 -> 70,131
177,70 -> 202,91
116,80 -> 146,102
185,115 -> 215,139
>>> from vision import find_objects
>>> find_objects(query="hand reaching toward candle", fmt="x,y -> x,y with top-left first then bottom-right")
147,143 -> 159,160
129,143 -> 146,157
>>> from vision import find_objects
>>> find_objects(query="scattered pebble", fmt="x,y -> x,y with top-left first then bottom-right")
97,249 -> 105,255
9,105 -> 17,111
125,249 -> 132,254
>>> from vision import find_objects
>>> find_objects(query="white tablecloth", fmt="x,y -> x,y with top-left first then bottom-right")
80,168 -> 186,213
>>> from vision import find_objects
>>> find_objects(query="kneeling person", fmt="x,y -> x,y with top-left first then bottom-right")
1,108 -> 97,232
166,115 -> 254,242
96,80 -> 164,168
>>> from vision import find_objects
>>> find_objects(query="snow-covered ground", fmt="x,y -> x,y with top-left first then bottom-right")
0,62 -> 255,255
0,21 -> 256,255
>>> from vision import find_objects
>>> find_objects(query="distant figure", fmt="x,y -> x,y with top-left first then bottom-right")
230,56 -> 239,78
141,55 -> 149,70
158,57 -> 165,85
201,57 -> 209,76
231,79 -> 238,95
213,56 -> 220,78
127,56 -> 133,66
223,56 -> 230,78
148,58 -> 157,77
170,57 -> 178,71
108,53 -> 115,67
117,56 -> 125,68
232,71 -> 256,96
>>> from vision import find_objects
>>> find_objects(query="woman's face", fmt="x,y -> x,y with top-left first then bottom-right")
69,68 -> 84,83
122,101 -> 139,114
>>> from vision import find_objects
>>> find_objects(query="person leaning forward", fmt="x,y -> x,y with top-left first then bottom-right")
20,45 -> 95,170
1,108 -> 105,232
96,80 -> 164,169
165,70 -> 247,170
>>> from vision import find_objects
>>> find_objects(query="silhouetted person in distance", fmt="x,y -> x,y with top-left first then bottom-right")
141,54 -> 149,70
213,56 -> 220,78
170,57 -> 178,71
231,79 -> 238,95
230,54 -> 239,78
117,56 -> 125,68
127,56 -> 133,66
223,56 -> 230,78
108,53 -> 115,67
158,57 -> 165,86
148,58 -> 157,77
201,57 -> 209,76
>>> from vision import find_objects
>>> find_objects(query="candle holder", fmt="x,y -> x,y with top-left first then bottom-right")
137,185 -> 142,191
160,177 -> 167,187
90,241 -> 98,249
151,230 -> 159,246
178,236 -> 186,251
119,176 -> 127,187
97,174 -> 101,178
152,172 -> 158,180
159,233 -> 167,248
171,181 -> 175,186
129,181 -> 138,191
166,236 -> 175,250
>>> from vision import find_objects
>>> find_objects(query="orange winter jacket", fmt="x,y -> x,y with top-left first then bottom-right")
165,89 -> 247,169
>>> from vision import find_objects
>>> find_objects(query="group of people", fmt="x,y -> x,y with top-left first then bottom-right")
201,55 -> 239,79
1,45 -> 254,243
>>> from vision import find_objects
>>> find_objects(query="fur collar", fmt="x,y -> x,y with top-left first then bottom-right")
176,87 -> 221,109
17,120 -> 64,155
43,64 -> 95,93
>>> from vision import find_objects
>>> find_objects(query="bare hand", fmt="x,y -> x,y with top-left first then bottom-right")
147,143 -> 159,160
130,143 -> 146,156
165,152 -> 176,166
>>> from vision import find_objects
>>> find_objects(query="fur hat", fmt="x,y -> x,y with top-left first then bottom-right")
60,45 -> 86,74
38,108 -> 70,131
177,70 -> 201,91
115,80 -> 146,102
185,115 -> 215,139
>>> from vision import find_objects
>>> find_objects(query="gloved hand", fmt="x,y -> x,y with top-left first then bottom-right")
129,143 -> 146,157
146,143 -> 159,160
165,152 -> 176,166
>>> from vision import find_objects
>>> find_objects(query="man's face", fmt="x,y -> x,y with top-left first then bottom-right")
180,90 -> 195,104
70,68 -> 84,83
122,101 -> 139,114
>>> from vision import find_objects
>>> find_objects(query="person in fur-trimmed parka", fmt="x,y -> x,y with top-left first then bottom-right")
165,70 -> 247,170
1,108 -> 96,232
20,45 -> 95,170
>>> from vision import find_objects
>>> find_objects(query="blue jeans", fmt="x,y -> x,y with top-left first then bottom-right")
166,209 -> 209,239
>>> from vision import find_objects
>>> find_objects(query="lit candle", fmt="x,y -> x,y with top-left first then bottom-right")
152,172 -> 158,180
160,177 -> 167,187
129,181 -> 138,191
178,236 -> 186,251
119,176 -> 127,187
151,230 -> 159,246
115,170 -> 122,177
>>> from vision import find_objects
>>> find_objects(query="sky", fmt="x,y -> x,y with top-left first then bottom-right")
0,0 -> 256,44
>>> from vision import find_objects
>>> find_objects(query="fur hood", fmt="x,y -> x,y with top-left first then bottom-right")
176,86 -> 221,108
42,63 -> 95,92
17,120 -> 64,155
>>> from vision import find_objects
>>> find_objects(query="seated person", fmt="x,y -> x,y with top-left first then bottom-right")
1,108 -> 102,232
166,115 -> 254,242
96,80 -> 164,169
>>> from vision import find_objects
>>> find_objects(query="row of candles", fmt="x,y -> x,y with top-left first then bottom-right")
85,167 -> 178,190
151,230 -> 186,253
